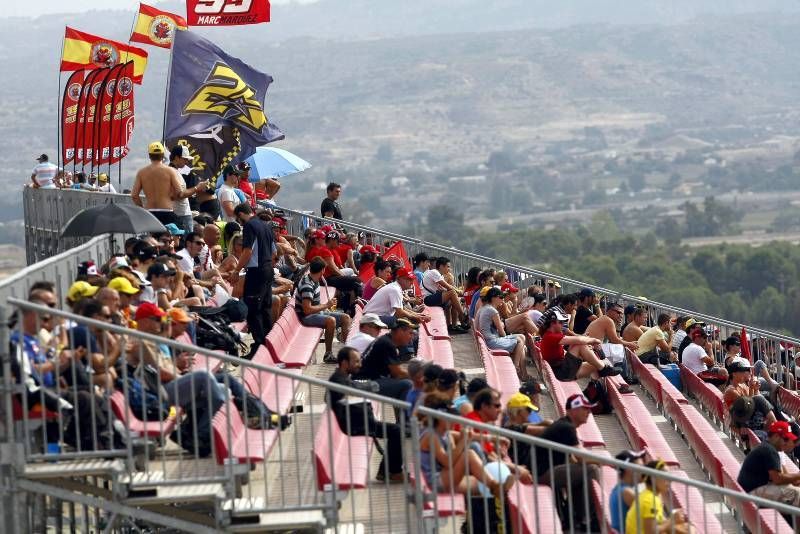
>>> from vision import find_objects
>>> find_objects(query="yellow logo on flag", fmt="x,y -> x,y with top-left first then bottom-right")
183,62 -> 267,133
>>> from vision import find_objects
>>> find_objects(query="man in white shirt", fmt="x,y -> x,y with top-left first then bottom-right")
31,153 -> 57,189
346,313 -> 387,353
97,173 -> 117,193
420,257 -> 466,332
363,267 -> 430,327
218,165 -> 240,222
683,327 -> 728,386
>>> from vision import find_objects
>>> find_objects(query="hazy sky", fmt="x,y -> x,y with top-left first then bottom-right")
5,0 -> 305,18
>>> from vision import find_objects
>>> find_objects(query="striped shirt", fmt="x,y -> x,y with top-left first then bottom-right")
32,162 -> 57,188
294,274 -> 320,317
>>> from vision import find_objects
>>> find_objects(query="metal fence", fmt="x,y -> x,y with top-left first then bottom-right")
3,297 -> 800,533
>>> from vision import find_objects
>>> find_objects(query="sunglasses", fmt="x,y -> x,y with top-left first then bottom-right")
492,403 -> 502,408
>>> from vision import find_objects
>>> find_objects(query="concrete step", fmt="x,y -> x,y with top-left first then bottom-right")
227,509 -> 327,532
23,459 -> 124,479
124,483 -> 225,506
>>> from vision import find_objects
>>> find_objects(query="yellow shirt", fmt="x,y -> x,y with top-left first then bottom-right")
635,327 -> 667,357
625,488 -> 664,534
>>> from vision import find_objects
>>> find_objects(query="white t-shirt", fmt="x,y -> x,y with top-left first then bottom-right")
176,248 -> 195,275
363,281 -> 404,317
32,162 -> 57,188
682,343 -> 708,374
672,330 -> 687,350
527,309 -> 543,325
98,183 -> 117,193
346,331 -> 375,354
218,184 -> 238,222
421,268 -> 444,297
173,173 -> 190,217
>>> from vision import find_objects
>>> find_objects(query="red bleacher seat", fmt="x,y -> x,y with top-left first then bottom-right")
241,363 -> 301,415
313,409 -> 373,491
474,328 -> 510,356
211,401 -> 278,465
778,387 -> 800,421
675,405 -> 739,486
423,306 -> 450,340
479,343 -> 520,408
591,450 -> 619,532
418,324 -> 455,368
264,311 -> 323,368
407,464 -> 466,518
507,482 -> 563,534
108,390 -> 176,440
680,364 -> 725,423
174,332 -> 224,373
669,469 -> 725,533
539,360 -> 605,447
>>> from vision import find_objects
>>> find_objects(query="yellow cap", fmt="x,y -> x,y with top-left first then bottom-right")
148,141 -> 165,155
507,392 -> 538,412
98,173 -> 109,182
108,276 -> 140,295
67,281 -> 99,302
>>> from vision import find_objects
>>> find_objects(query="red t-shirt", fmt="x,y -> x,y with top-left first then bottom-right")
464,411 -> 495,454
336,244 -> 354,265
464,284 -> 479,306
541,331 -> 566,365
238,180 -> 255,206
328,246 -> 344,268
306,246 -> 335,277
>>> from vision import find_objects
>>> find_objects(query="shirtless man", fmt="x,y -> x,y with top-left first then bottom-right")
622,307 -> 647,342
584,301 -> 638,352
131,142 -> 182,226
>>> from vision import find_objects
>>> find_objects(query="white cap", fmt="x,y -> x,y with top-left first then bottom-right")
359,313 -> 388,328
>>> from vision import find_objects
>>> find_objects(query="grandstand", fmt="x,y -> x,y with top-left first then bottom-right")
2,186 -> 800,532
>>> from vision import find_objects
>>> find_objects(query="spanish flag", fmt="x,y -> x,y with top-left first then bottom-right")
61,27 -> 149,84
130,3 -> 187,49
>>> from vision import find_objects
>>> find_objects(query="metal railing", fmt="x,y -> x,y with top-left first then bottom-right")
3,297 -> 800,532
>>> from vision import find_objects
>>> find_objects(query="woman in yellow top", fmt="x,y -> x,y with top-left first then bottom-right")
625,460 -> 693,533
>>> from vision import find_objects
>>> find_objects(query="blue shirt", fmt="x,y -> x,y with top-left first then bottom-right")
405,388 -> 423,419
11,332 -> 54,387
609,482 -> 632,532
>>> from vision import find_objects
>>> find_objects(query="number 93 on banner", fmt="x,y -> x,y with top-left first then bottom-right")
186,0 -> 271,26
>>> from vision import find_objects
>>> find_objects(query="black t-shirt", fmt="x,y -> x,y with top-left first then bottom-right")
353,334 -> 400,380
738,442 -> 781,492
320,197 -> 342,220
242,216 -> 275,269
573,306 -> 594,335
534,416 -> 579,476
678,335 -> 693,363
507,423 -> 534,468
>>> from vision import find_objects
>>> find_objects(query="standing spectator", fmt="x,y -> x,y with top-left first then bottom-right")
218,165 -> 241,223
738,421 -> 800,506
328,347 -> 404,481
295,258 -> 352,363
321,182 -> 343,219
96,173 -> 117,193
230,203 -> 275,358
131,142 -> 182,226
168,145 -> 208,233
31,153 -> 57,189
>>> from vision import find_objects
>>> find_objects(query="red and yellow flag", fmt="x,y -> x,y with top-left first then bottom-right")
130,3 -> 187,49
61,27 -> 149,84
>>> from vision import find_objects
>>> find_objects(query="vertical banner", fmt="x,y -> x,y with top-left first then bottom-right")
74,67 -> 104,165
96,63 -> 126,165
61,70 -> 86,164
110,62 -> 135,164
84,67 -> 112,168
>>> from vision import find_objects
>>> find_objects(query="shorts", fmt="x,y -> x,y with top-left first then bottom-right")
486,335 -> 518,353
149,210 -> 178,226
750,483 -> 800,507
301,311 -> 348,328
552,353 -> 583,382
423,290 -> 449,308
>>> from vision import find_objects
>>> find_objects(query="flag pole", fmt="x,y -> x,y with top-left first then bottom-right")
161,33 -> 175,143
118,5 -> 140,187
56,29 -> 66,183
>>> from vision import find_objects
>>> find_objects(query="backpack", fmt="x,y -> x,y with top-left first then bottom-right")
582,379 -> 612,415
195,315 -> 244,355
194,299 -> 248,323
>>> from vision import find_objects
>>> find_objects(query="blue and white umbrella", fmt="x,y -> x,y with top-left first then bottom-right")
244,146 -> 312,183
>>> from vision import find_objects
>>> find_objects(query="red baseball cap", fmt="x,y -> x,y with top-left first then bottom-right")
311,229 -> 326,240
768,421 -> 798,441
135,302 -> 167,321
565,393 -> 597,411
501,282 -> 519,293
395,267 -> 414,280
360,245 -> 378,254
321,224 -> 334,233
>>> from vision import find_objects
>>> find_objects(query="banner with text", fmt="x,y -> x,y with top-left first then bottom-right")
61,69 -> 86,164
186,0 -> 270,26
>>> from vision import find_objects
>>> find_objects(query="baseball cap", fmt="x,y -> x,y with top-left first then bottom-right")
507,392 -> 539,412
730,396 -> 755,425
78,260 -> 98,277
500,282 -> 519,294
546,279 -> 561,288
147,263 -> 177,280
325,231 -> 340,241
135,301 -> 167,321
684,318 -> 706,331
579,288 -> 596,299
163,223 -> 185,236
395,267 -> 414,280
170,145 -> 191,160
391,317 -> 418,330
768,421 -> 798,441
133,244 -> 158,262
98,173 -> 109,183
108,276 -> 139,295
691,327 -> 708,340
67,281 -> 99,302
36,153 -> 48,162
236,161 -> 251,172
311,229 -> 326,240
222,163 -> 239,177
565,393 -> 596,411
480,285 -> 504,299
107,256 -> 131,271
729,357 -> 752,373
167,307 -> 192,324
360,245 -> 378,254
615,449 -> 647,464
148,141 -> 165,155
359,313 -> 388,328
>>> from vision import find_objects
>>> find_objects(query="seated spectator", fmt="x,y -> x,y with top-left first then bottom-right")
418,392 -> 512,498
421,257 -> 467,333
453,377 -> 489,416
671,316 -> 692,352
305,229 -> 361,315
363,259 -> 392,301
539,309 -> 620,381
405,358 -> 427,417
504,392 -> 551,469
66,280 -> 99,311
345,313 -> 387,354
324,231 -> 356,276
524,293 -> 548,325
622,306 -> 647,343
682,327 -> 728,386
328,346 -> 404,481
352,318 -> 416,407
294,258 -> 352,363
497,282 -> 538,350
475,286 -> 528,379
435,368 -> 461,403
730,394 -> 776,442
636,313 -> 678,366
626,459 -> 691,534
363,267 -> 430,327
738,421 -> 800,507
468,269 -> 496,320
145,262 -> 176,309
463,267 -> 482,309
545,279 -> 561,302
69,299 -> 123,392
573,288 -> 600,335
107,277 -> 140,326
609,449 -> 646,533
584,301 -> 638,352
677,318 -> 705,362
518,285 -> 542,312
412,252 -> 430,285
535,393 -> 601,531
723,336 -> 745,373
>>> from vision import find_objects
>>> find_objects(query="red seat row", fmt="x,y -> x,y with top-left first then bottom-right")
313,409 -> 374,491
506,482 -> 563,534
264,304 -> 325,368
629,356 -> 688,409
108,390 -> 177,441
174,332 -> 224,373
423,306 -> 450,340
539,359 -> 605,448
777,387 -> 800,422
241,362 -> 302,415
477,336 -> 520,408
679,364 -> 726,424
211,400 -> 278,465
720,463 -> 795,534
668,469 -> 725,533
417,321 -> 455,368
406,463 -> 466,518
